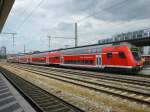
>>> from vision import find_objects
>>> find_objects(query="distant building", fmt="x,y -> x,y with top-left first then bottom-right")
0,46 -> 6,56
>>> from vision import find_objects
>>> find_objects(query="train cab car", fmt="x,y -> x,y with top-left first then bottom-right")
101,45 -> 143,72
61,43 -> 143,72
30,52 -> 50,65
49,51 -> 62,65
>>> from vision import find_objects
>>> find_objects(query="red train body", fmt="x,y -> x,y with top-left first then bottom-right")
7,43 -> 144,72
30,52 -> 50,65
49,52 -> 62,64
19,55 -> 30,64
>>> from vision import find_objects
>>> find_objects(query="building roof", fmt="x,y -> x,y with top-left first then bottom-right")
0,0 -> 15,32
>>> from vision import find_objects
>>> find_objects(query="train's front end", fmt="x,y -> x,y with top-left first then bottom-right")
130,47 -> 144,72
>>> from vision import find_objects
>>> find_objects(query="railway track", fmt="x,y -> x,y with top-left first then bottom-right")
10,63 -> 150,87
3,64 -> 150,106
10,64 -> 150,93
18,63 -> 150,78
0,67 -> 84,112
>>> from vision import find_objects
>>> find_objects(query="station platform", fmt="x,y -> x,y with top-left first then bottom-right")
0,73 -> 36,112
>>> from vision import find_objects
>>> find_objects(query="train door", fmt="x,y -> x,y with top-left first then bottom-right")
46,54 -> 50,64
96,55 -> 102,68
61,56 -> 64,64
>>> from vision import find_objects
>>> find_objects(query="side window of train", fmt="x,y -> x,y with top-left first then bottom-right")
119,52 -> 126,59
54,56 -> 59,60
107,53 -> 112,59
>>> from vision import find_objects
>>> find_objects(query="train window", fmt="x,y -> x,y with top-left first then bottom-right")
75,60 -> 77,64
89,60 -> 93,65
76,60 -> 79,64
64,60 -> 67,64
84,60 -> 88,65
132,52 -> 141,61
80,60 -> 83,64
66,60 -> 68,64
70,60 -> 72,64
72,60 -> 74,64
54,57 -> 59,60
84,60 -> 93,65
65,60 -> 69,64
107,53 -> 112,59
119,52 -> 126,58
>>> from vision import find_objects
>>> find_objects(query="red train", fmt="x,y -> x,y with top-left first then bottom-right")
7,43 -> 144,73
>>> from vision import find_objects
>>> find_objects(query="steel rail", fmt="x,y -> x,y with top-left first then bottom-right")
9,63 -> 150,87
0,67 -> 85,112
3,65 -> 150,106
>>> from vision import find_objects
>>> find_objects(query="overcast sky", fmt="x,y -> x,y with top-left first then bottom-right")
1,0 -> 150,53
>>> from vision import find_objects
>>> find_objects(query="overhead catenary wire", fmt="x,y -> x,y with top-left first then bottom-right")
51,36 -> 74,39
76,0 -> 150,39
73,0 -> 130,46
15,0 -> 45,33
77,0 -> 129,23
9,0 -> 148,53
16,0 -> 129,39
46,35 -> 75,49
13,0 -> 36,31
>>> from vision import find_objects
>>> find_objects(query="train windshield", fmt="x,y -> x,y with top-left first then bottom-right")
132,52 -> 141,61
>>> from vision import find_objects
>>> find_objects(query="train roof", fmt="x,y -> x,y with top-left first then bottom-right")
14,42 -> 132,56
32,43 -> 111,54
30,41 -> 132,54
10,43 -> 102,56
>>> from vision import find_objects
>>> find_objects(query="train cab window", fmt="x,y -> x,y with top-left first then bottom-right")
119,52 -> 126,59
107,53 -> 112,59
132,52 -> 141,61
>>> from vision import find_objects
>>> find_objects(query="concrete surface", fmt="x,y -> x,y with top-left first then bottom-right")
0,73 -> 36,112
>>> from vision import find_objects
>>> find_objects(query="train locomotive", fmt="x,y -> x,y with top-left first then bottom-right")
7,42 -> 144,73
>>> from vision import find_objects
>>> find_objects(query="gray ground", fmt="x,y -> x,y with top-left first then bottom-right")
139,66 -> 150,75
